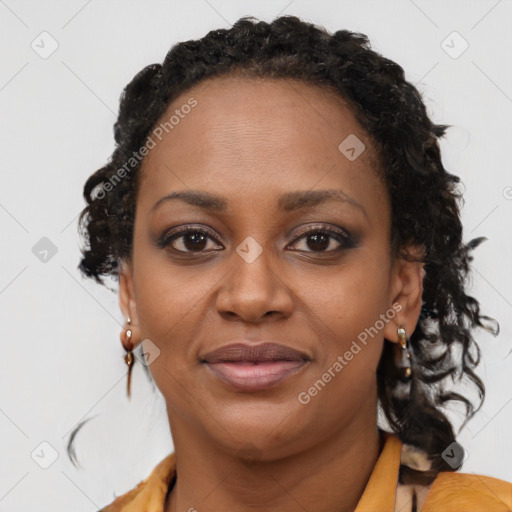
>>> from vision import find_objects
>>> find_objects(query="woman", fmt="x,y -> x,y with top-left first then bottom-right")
73,15 -> 512,512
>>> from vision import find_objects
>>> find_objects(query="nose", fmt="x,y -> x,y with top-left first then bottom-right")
215,248 -> 294,324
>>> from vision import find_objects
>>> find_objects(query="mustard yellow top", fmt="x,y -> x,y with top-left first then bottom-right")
98,431 -> 512,512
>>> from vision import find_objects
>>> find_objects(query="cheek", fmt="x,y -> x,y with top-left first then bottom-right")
301,255 -> 390,378
132,234 -> 209,335
133,267 -> 203,405
306,256 -> 389,332
131,247 -> 224,388
301,269 -> 387,415
131,255 -> 184,352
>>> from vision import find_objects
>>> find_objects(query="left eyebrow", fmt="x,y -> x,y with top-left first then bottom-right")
278,189 -> 367,219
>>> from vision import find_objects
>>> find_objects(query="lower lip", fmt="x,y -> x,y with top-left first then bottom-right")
205,360 -> 308,392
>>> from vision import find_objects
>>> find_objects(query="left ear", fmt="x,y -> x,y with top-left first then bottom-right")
382,244 -> 425,344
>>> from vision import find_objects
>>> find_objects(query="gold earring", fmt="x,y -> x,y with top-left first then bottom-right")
397,326 -> 412,379
120,316 -> 135,399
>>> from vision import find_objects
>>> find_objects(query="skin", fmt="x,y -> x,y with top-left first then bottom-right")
118,76 -> 424,512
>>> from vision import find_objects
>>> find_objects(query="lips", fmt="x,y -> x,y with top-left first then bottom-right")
202,342 -> 310,392
202,343 -> 309,364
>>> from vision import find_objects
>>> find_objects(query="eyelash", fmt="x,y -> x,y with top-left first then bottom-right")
155,223 -> 356,255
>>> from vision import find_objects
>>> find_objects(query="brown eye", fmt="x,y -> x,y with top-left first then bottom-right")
156,227 -> 223,253
288,225 -> 356,254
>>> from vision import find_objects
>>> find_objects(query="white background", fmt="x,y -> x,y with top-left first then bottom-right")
1,0 -> 511,510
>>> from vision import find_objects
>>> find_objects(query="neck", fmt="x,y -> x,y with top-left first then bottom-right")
164,412 -> 384,512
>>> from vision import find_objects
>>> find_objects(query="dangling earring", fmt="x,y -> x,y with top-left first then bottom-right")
120,316 -> 135,399
397,326 -> 412,379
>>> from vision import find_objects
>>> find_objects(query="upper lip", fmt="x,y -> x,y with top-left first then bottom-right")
201,342 -> 310,364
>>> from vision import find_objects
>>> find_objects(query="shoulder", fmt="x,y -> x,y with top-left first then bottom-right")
422,471 -> 512,512
97,452 -> 176,512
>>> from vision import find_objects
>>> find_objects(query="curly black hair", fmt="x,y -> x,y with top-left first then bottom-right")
72,15 -> 499,484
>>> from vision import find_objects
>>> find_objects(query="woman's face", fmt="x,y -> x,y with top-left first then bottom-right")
119,76 -> 423,458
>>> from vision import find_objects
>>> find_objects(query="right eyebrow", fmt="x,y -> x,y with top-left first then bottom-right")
150,191 -> 227,214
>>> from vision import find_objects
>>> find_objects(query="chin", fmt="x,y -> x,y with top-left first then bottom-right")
206,401 -> 308,459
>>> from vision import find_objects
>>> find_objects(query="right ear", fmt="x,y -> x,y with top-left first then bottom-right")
118,260 -> 140,339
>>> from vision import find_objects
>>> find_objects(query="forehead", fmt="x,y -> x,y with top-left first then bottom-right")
137,75 -> 386,218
